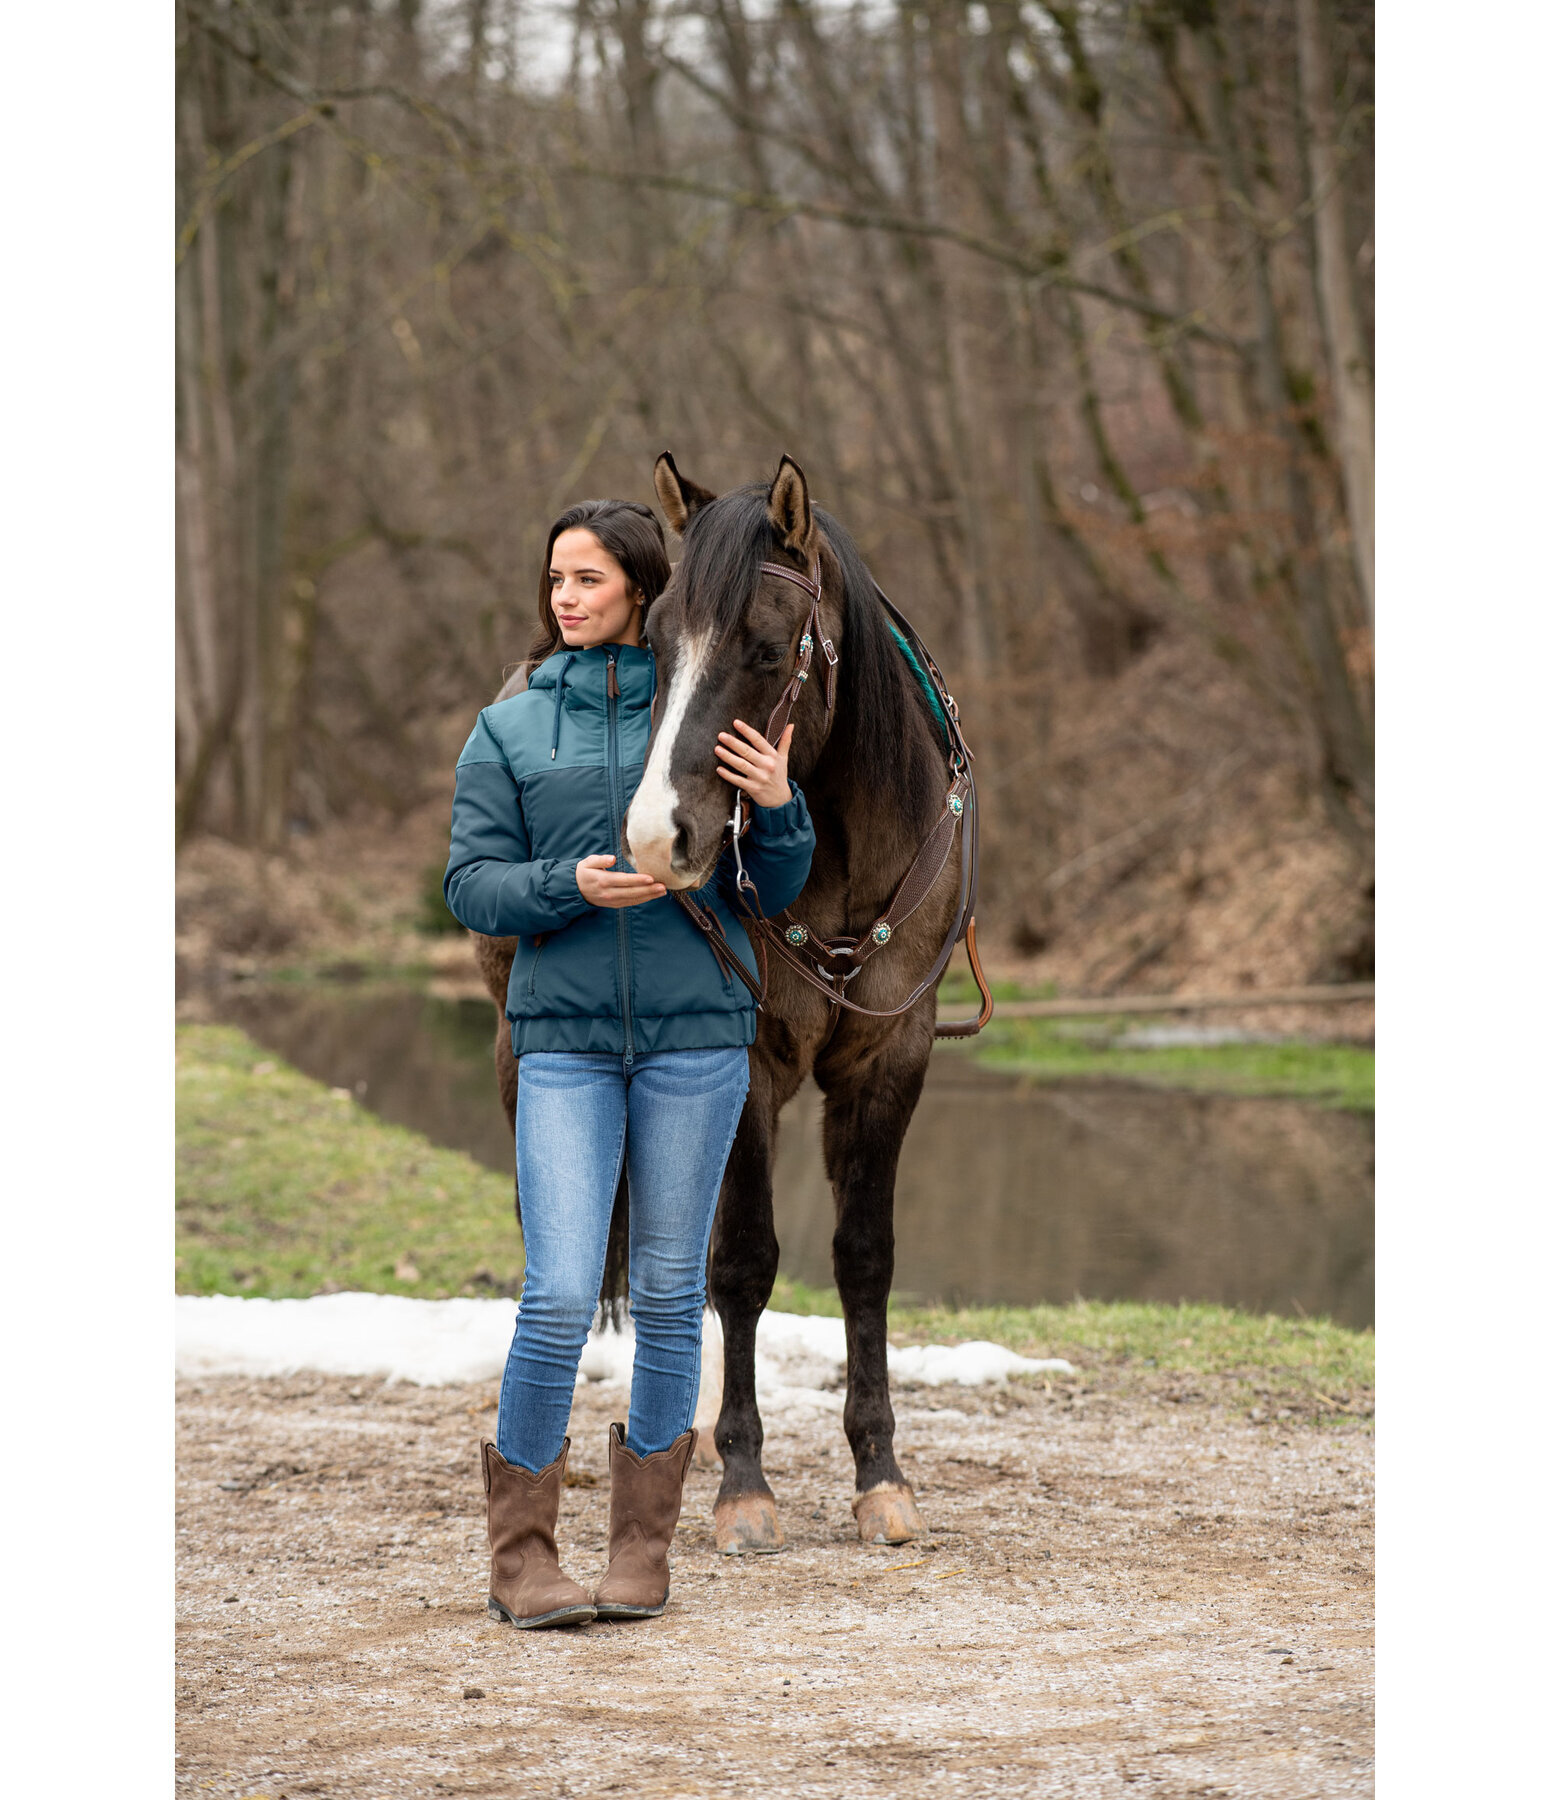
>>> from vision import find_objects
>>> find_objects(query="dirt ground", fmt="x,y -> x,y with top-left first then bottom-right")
176,1372 -> 1372,1799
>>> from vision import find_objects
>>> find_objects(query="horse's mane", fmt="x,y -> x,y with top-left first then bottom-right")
677,484 -> 944,833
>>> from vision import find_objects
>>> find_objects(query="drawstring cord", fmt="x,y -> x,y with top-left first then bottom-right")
548,646 -> 652,759
549,653 -> 575,759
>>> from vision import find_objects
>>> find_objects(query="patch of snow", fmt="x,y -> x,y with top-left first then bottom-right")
175,1292 -> 517,1387
576,1328 -> 634,1386
890,1340 -> 1072,1386
756,1310 -> 849,1390
759,1383 -> 849,1415
175,1294 -> 1075,1394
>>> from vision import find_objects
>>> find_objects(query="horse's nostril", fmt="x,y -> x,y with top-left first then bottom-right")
672,825 -> 693,868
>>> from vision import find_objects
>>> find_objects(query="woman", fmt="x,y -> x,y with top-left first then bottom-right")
443,498 -> 815,1629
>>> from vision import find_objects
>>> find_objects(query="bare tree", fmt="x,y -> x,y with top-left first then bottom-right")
176,0 -> 1376,964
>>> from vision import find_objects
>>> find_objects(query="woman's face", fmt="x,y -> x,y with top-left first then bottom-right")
549,528 -> 642,649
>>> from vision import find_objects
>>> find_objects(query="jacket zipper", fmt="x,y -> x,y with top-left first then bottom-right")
526,933 -> 547,997
605,652 -> 636,1063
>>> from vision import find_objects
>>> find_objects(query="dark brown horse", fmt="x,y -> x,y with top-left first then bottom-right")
620,453 -> 972,1551
471,453 -> 974,1550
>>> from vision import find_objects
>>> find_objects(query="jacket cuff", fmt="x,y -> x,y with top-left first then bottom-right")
751,783 -> 810,839
541,858 -> 593,920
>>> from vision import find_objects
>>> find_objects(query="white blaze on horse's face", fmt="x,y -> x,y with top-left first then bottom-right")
625,629 -> 713,888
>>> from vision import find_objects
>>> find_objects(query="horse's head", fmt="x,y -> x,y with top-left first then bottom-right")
625,452 -> 843,890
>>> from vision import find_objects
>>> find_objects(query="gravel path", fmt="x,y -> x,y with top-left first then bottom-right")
176,1373 -> 1373,1797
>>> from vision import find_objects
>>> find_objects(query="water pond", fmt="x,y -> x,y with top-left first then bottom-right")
211,983 -> 1373,1327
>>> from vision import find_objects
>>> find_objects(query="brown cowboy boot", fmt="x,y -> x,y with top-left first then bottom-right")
481,1439 -> 596,1629
592,1423 -> 697,1620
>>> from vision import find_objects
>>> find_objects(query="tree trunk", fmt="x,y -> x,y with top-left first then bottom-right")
924,2 -> 996,677
252,125 -> 307,850
1196,9 -> 1373,833
1296,0 -> 1375,627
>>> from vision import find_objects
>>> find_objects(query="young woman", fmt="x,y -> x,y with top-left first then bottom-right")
443,499 -> 815,1629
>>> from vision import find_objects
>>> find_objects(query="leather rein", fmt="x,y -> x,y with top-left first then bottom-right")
665,556 -> 994,1039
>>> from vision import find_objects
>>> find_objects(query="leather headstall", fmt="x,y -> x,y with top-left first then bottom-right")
757,557 -> 838,738
664,554 -> 993,1040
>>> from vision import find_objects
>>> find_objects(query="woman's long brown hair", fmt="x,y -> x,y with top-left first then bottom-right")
525,500 -> 672,674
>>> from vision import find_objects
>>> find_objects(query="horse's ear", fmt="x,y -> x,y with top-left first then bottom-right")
767,454 -> 815,556
654,452 -> 716,536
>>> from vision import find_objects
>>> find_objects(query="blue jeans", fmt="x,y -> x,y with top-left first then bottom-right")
495,1046 -> 750,1472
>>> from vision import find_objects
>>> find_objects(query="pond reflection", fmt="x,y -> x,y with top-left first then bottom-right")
203,982 -> 1373,1327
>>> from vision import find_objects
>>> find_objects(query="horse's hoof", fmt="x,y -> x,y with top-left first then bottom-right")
693,1436 -> 723,1472
714,1492 -> 786,1555
853,1482 -> 925,1545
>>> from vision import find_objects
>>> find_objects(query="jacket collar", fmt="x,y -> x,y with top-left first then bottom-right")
528,643 -> 655,760
526,641 -> 652,693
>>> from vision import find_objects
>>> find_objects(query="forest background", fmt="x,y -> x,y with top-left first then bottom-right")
174,0 -> 1375,1005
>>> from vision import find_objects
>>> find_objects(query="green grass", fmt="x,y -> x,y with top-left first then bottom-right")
178,1024 -> 1372,1416
935,973 -> 1373,1111
768,1277 -> 1373,1412
177,1024 -> 523,1299
967,1020 -> 1372,1109
884,1297 -> 1371,1394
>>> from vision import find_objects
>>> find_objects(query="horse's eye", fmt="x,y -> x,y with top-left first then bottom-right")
755,643 -> 786,669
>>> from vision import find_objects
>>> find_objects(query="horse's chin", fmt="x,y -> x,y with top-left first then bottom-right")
628,853 -> 713,892
668,859 -> 718,893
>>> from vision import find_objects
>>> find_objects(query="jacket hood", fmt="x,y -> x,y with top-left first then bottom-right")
525,641 -> 654,694
525,642 -> 656,761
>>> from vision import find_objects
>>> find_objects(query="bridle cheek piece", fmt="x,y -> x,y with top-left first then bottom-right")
755,557 -> 839,741
671,555 -> 993,1039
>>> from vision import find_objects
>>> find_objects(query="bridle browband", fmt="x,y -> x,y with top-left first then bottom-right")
661,549 -> 993,1039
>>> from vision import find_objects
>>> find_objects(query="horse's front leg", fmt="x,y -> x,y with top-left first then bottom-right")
708,1062 -> 786,1554
820,1034 -> 931,1545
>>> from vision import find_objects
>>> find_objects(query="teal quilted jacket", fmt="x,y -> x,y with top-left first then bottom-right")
444,641 -> 815,1058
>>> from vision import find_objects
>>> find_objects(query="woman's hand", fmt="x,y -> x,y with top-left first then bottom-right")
715,719 -> 795,809
576,854 -> 667,909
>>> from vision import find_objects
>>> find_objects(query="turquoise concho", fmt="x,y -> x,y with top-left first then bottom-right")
785,924 -> 809,947
871,922 -> 892,946
948,793 -> 964,816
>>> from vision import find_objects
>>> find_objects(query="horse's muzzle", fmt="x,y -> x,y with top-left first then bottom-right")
624,815 -> 714,891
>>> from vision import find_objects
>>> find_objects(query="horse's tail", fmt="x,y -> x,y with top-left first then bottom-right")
599,1169 -> 631,1329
